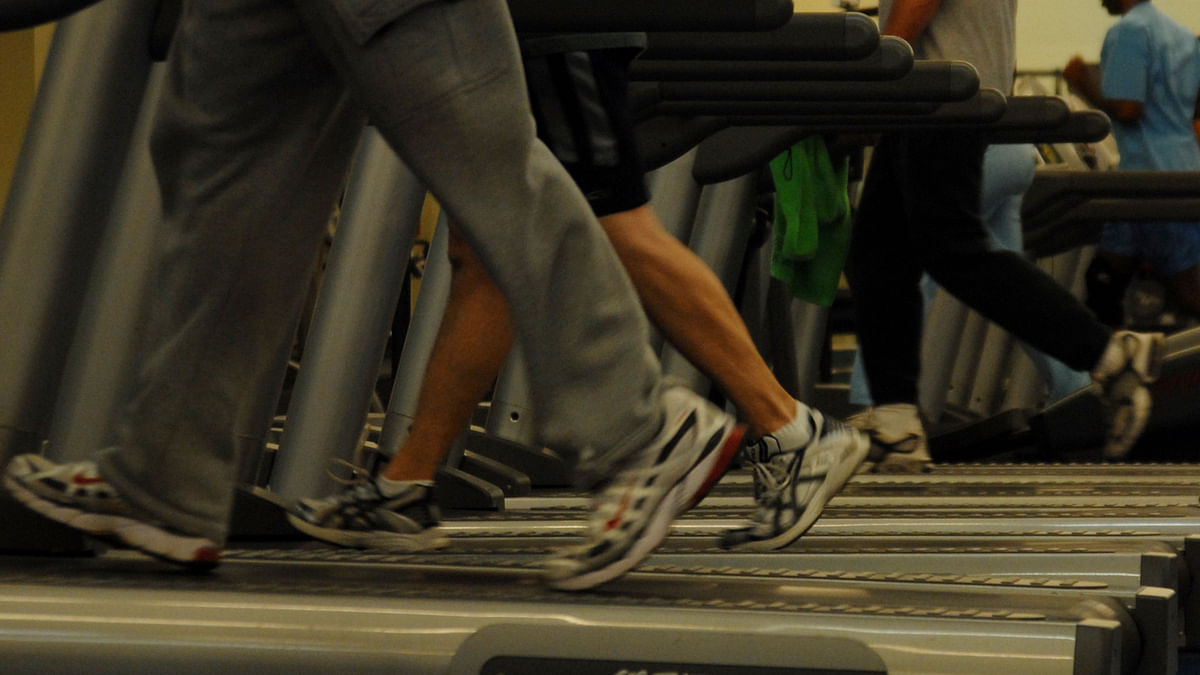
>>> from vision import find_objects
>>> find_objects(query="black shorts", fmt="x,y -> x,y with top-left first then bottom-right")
521,34 -> 650,217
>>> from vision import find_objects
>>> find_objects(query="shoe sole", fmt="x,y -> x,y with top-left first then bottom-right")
285,512 -> 451,551
3,475 -> 220,570
727,432 -> 870,552
867,453 -> 932,474
1100,335 -> 1165,459
546,423 -> 747,591
1102,373 -> 1153,460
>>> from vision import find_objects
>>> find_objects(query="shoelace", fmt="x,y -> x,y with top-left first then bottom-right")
319,457 -> 384,505
745,413 -> 822,504
746,436 -> 796,508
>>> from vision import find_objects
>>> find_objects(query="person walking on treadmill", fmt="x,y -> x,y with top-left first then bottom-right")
3,0 -> 744,591
287,35 -> 870,557
846,0 -> 1166,466
1063,0 -> 1200,327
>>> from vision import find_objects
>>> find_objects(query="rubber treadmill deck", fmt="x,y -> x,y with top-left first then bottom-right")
1,462 -> 1193,673
0,546 -> 1147,675
438,460 -> 1200,658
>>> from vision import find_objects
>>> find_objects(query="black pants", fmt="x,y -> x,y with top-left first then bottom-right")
846,131 -> 1111,405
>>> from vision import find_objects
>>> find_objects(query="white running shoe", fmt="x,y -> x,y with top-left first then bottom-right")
846,403 -> 932,474
543,386 -> 746,590
4,455 -> 221,569
721,411 -> 869,550
288,477 -> 450,551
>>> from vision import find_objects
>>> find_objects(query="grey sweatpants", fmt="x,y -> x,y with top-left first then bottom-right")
98,0 -> 664,543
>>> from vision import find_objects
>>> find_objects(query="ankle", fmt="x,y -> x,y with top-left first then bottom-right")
375,474 -> 434,498
762,401 -> 819,452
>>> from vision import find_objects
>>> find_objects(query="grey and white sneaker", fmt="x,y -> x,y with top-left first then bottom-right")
288,477 -> 450,551
1091,330 -> 1165,459
721,411 -> 869,551
543,386 -> 746,591
3,455 -> 221,569
846,403 -> 932,474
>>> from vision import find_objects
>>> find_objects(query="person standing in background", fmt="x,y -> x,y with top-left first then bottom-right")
846,0 -> 1165,466
1064,0 -> 1200,327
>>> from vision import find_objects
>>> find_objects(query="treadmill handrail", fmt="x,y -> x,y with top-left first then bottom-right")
646,99 -> 942,120
688,90 -> 1011,184
630,36 -> 915,82
3,0 -> 796,34
652,60 -> 980,103
507,0 -> 793,32
982,111 -> 1111,145
642,12 -> 880,61
0,0 -> 104,32
1022,169 -> 1200,257
1024,168 -> 1200,227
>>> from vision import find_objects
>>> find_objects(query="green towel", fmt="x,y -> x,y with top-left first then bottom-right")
768,136 -> 852,306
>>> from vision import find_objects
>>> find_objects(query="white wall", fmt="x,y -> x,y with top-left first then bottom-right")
793,0 -> 845,10
1017,1 -> 1200,71
791,0 -> 1200,73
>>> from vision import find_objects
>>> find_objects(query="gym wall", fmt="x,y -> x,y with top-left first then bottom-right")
0,24 -> 52,216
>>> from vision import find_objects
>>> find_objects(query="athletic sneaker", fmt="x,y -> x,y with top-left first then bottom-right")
542,386 -> 746,591
720,412 -> 869,550
287,477 -> 450,551
846,403 -> 932,474
3,455 -> 221,569
1091,329 -> 1165,459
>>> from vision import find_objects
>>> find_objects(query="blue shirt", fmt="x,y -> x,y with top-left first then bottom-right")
1101,1 -> 1200,170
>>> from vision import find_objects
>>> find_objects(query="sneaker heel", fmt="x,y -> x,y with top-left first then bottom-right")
688,424 -> 747,509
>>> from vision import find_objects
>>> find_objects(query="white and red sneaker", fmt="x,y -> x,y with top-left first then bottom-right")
4,455 -> 220,570
543,386 -> 746,591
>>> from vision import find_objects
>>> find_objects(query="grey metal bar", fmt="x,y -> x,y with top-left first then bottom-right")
985,110 -> 1111,144
636,115 -> 726,170
43,66 -> 167,462
486,346 -> 538,447
377,219 -> 453,457
637,98 -> 942,119
965,322 -> 1016,417
0,0 -> 159,465
271,129 -> 424,500
645,150 -> 703,255
687,91 -> 1008,185
630,36 -> 914,82
642,12 -> 880,61
718,88 -> 1010,128
919,290 -> 970,422
941,311 -> 989,416
652,60 -> 979,102
507,0 -> 795,33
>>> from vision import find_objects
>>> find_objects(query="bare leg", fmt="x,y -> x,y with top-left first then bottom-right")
380,202 -> 802,481
601,204 -> 795,438
380,223 -> 512,482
